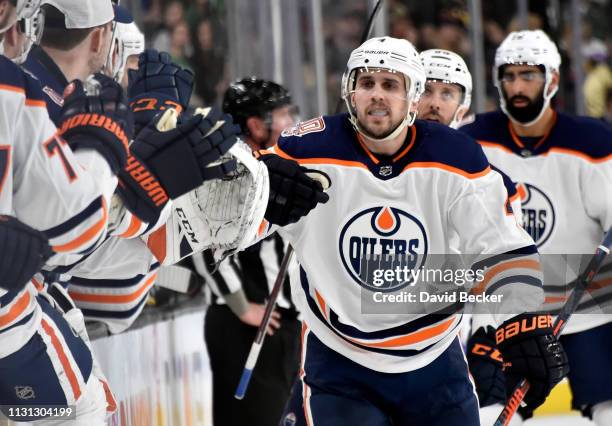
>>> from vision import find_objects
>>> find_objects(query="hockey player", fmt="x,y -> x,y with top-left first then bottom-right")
460,30 -> 612,424
111,21 -> 145,90
16,0 -> 241,334
0,0 -> 135,422
195,77 -> 301,426
417,48 -> 522,222
250,36 -> 568,426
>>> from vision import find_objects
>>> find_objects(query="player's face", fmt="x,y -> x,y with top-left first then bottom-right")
351,69 -> 408,139
89,22 -> 114,75
120,54 -> 139,90
0,0 -> 17,35
417,80 -> 465,126
499,64 -> 550,123
269,105 -> 296,148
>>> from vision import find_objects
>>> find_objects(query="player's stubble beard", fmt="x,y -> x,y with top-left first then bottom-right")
357,101 -> 405,139
504,86 -> 545,124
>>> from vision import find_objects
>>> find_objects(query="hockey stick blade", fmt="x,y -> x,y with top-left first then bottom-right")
494,228 -> 612,426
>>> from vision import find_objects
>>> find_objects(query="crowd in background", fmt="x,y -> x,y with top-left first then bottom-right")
118,0 -> 610,138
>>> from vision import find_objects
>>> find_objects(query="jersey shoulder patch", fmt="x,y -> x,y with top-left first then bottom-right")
281,116 -> 325,137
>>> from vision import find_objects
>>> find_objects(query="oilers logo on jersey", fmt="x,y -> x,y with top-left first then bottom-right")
339,206 -> 428,292
516,182 -> 556,247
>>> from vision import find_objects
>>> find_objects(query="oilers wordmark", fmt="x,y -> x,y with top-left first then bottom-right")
339,206 -> 428,292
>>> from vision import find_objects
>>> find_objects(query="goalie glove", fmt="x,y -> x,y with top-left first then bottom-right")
258,153 -> 330,226
466,326 -> 506,407
128,49 -> 194,135
58,74 -> 132,174
496,313 -> 569,417
0,216 -> 53,291
147,139 -> 270,265
130,106 -> 240,199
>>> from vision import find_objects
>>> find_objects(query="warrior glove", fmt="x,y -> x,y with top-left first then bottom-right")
58,73 -> 132,174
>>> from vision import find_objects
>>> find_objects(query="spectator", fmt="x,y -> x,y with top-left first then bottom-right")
151,0 -> 184,53
583,39 -> 611,119
169,20 -> 193,70
191,19 -> 227,106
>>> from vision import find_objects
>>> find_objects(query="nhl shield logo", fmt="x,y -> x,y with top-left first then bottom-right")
339,206 -> 428,292
379,165 -> 393,177
517,183 -> 555,247
15,386 -> 35,400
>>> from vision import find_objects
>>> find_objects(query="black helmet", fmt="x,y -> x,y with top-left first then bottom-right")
223,77 -> 292,134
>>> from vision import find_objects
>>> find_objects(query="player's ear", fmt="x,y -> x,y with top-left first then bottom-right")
455,105 -> 468,123
246,116 -> 266,139
548,70 -> 560,96
89,26 -> 104,54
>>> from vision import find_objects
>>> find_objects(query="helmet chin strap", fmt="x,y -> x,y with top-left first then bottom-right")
349,115 -> 410,143
500,80 -> 557,128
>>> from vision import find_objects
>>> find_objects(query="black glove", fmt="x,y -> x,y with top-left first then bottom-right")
128,49 -> 194,135
58,73 -> 132,174
496,313 -> 569,416
466,326 -> 506,407
128,108 -> 240,200
116,151 -> 170,225
0,216 -> 53,291
258,154 -> 329,226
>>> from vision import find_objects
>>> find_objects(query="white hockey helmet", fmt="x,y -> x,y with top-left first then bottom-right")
420,49 -> 472,127
112,21 -> 145,83
16,0 -> 40,20
0,0 -> 40,33
11,8 -> 44,64
494,30 -> 561,126
341,36 -> 426,142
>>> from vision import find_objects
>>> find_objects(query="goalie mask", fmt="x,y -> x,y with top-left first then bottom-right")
419,49 -> 472,128
341,36 -> 425,143
223,77 -> 293,136
494,30 -> 561,126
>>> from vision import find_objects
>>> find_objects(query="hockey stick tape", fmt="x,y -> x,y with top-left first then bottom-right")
155,108 -> 179,132
305,169 -> 332,192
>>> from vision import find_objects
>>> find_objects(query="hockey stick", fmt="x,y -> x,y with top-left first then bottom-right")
234,244 -> 294,400
234,1 -> 383,400
494,228 -> 612,426
234,172 -> 330,400
333,0 -> 385,113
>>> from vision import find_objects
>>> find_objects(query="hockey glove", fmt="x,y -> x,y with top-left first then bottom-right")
130,107 -> 240,199
258,153 -> 329,226
128,49 -> 194,135
58,74 -> 132,174
466,326 -> 506,407
496,313 -> 569,416
0,216 -> 53,291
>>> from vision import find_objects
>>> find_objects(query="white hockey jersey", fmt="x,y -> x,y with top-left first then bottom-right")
461,110 -> 612,335
259,114 -> 543,373
0,56 -> 116,356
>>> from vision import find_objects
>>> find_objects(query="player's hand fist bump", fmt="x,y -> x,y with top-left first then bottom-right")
495,313 -> 569,417
128,49 -> 194,135
0,216 -> 53,291
58,73 -> 132,174
129,107 -> 240,200
466,326 -> 506,407
258,153 -> 330,226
